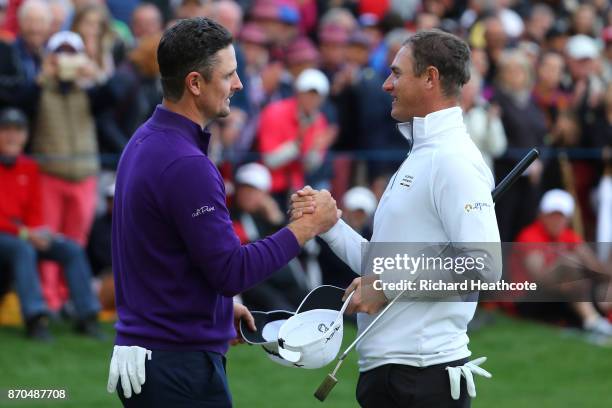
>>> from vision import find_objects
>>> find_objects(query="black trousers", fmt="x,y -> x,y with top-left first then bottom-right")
118,350 -> 231,408
356,358 -> 470,408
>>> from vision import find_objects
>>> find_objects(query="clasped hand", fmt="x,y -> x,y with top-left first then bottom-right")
287,186 -> 341,242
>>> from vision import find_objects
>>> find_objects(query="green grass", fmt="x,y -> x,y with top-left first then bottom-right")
0,313 -> 610,407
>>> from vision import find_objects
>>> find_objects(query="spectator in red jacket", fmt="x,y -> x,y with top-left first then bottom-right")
512,189 -> 612,337
0,107 -> 101,341
258,68 -> 336,209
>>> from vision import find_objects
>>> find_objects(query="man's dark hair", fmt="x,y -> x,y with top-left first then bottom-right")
403,30 -> 471,98
157,17 -> 233,101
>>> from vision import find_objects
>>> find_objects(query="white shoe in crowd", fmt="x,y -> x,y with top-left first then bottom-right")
584,316 -> 612,337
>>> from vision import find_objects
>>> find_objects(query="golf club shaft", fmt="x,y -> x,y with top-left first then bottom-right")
492,148 -> 539,202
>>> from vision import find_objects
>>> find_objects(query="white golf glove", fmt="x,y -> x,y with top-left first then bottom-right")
446,357 -> 492,400
107,345 -> 152,398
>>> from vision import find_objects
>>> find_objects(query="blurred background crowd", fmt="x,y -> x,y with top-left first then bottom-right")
0,0 -> 611,341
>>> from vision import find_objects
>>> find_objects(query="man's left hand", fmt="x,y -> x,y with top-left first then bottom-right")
231,303 -> 255,346
343,275 -> 387,315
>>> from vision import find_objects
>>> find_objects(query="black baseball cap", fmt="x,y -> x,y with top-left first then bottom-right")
0,108 -> 28,129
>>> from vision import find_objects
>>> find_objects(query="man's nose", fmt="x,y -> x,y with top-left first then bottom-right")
234,73 -> 243,91
382,77 -> 392,93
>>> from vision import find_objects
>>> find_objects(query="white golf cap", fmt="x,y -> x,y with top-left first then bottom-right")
343,186 -> 377,216
47,31 -> 85,53
277,286 -> 353,369
235,163 -> 272,192
241,285 -> 351,369
295,68 -> 329,97
566,35 -> 599,60
540,189 -> 574,217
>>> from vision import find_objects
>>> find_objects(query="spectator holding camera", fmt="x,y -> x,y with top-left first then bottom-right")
0,107 -> 101,341
31,30 -> 116,309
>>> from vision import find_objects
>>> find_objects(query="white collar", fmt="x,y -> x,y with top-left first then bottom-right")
397,106 -> 464,145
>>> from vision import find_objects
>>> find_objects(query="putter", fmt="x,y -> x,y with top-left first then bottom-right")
314,148 -> 540,402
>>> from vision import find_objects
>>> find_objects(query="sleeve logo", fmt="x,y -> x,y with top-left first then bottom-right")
192,205 -> 215,217
464,202 -> 491,213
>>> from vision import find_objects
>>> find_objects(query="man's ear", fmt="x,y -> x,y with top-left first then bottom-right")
185,72 -> 203,97
424,66 -> 440,91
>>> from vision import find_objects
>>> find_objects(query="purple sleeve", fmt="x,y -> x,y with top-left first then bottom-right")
160,156 -> 301,297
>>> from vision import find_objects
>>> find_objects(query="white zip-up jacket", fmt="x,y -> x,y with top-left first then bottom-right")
320,107 -> 501,371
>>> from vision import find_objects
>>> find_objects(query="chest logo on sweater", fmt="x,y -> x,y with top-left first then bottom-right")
399,175 -> 414,189
464,202 -> 491,213
192,205 -> 215,217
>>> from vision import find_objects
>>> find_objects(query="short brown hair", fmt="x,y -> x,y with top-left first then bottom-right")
403,30 -> 471,98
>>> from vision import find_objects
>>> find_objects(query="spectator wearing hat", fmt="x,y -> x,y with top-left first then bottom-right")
318,23 -> 349,81
32,30 -> 117,310
0,107 -> 102,341
257,68 -> 336,209
230,162 -> 309,311
512,189 -> 612,337
565,34 -> 606,114
283,36 -> 319,81
250,0 -> 299,49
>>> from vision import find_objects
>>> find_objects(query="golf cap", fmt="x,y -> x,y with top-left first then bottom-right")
343,186 -> 377,216
235,163 -> 272,192
47,31 -> 85,53
0,108 -> 28,129
295,68 -> 329,97
241,285 -> 352,369
565,34 -> 599,60
540,189 -> 574,217
277,286 -> 353,369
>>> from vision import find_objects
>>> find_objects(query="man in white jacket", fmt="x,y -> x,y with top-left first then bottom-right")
291,30 -> 502,407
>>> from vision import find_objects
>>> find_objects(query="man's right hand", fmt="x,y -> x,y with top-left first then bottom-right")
287,187 -> 341,245
107,345 -> 152,398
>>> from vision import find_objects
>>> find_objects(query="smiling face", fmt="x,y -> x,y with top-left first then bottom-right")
382,46 -> 427,122
194,45 -> 243,120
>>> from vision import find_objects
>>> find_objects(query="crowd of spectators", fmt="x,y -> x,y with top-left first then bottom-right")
0,0 -> 610,340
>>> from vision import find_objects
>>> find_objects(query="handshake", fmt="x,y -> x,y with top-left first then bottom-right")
286,186 -> 342,245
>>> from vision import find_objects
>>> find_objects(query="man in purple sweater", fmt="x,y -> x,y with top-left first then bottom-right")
106,18 -> 339,407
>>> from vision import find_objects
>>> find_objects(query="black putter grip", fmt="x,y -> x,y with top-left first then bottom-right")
491,148 -> 539,203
